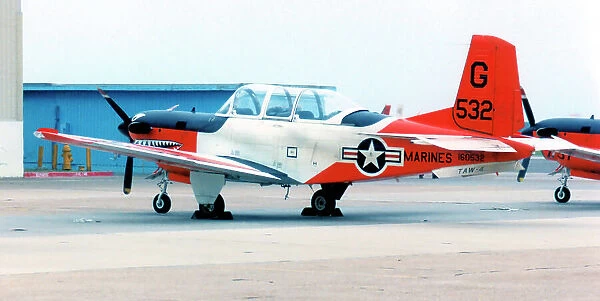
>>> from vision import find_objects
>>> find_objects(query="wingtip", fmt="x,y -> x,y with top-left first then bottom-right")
34,128 -> 58,135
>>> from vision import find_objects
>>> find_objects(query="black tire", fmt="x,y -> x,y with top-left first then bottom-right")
153,193 -> 172,214
311,189 -> 336,216
213,194 -> 226,216
554,187 -> 571,203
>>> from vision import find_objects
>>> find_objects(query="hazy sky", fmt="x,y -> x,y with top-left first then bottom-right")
22,0 -> 600,120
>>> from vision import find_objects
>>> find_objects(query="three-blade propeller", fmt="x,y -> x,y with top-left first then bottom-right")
98,88 -> 134,194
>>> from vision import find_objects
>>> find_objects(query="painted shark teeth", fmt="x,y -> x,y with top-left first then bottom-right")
134,139 -> 182,149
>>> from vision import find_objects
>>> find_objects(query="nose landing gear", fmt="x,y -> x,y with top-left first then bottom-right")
554,167 -> 571,203
153,171 -> 172,214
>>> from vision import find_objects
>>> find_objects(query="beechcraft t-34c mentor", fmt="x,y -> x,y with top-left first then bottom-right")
35,35 -> 534,219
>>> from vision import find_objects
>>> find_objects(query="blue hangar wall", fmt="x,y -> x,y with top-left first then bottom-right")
23,83 -> 241,174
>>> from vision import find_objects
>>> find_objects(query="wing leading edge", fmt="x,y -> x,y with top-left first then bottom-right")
34,128 -> 280,183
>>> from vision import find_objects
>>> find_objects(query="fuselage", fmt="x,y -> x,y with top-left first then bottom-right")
128,84 -> 532,185
522,117 -> 600,179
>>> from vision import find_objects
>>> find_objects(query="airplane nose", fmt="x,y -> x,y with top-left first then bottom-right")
128,121 -> 152,134
117,122 -> 130,138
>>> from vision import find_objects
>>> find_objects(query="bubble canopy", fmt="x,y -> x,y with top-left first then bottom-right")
216,84 -> 367,123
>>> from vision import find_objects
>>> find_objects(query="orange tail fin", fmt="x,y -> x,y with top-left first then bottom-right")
408,35 -> 524,137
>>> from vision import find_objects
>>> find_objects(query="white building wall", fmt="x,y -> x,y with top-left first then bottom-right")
0,0 -> 24,177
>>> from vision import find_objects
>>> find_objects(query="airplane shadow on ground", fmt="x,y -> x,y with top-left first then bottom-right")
533,200 -> 600,211
7,200 -> 600,237
98,207 -> 442,228
36,200 -> 600,237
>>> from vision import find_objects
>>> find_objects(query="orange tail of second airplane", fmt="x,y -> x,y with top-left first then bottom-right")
408,35 -> 524,137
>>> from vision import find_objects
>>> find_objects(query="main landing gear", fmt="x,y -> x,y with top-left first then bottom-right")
191,194 -> 233,220
301,183 -> 348,217
554,167 -> 572,203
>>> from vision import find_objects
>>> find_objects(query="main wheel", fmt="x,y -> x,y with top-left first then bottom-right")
153,193 -> 172,214
199,194 -> 226,217
554,186 -> 571,203
311,189 -> 336,216
213,194 -> 225,216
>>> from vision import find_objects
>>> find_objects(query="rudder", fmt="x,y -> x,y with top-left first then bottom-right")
452,35 -> 524,137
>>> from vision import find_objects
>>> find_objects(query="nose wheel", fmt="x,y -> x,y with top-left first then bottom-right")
554,167 -> 571,203
153,193 -> 172,213
554,186 -> 571,203
153,171 -> 172,214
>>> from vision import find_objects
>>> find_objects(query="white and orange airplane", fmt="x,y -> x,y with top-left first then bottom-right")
35,35 -> 534,219
517,88 -> 600,203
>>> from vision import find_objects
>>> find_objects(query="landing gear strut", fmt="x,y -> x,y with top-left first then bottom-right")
554,167 -> 571,203
191,194 -> 233,220
153,172 -> 172,214
301,183 -> 348,217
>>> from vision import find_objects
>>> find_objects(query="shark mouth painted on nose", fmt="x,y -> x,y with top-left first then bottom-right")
134,139 -> 182,149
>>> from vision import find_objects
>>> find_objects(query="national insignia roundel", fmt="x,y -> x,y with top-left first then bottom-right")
341,138 -> 404,176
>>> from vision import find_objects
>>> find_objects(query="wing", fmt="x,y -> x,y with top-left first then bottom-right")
509,136 -> 600,163
34,128 -> 280,183
363,133 -> 516,152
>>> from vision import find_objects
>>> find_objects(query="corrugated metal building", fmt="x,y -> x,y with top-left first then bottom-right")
23,83 -> 336,174
24,83 -> 240,174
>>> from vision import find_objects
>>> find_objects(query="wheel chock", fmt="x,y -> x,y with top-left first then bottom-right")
301,207 -> 317,216
191,210 -> 233,220
218,211 -> 234,220
331,208 -> 344,217
301,207 -> 343,217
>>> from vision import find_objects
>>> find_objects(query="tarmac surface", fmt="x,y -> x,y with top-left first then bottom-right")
1,162 -> 600,300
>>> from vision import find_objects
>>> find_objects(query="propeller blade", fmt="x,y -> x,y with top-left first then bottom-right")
97,88 -> 135,194
98,88 -> 133,142
520,86 -> 535,127
98,88 -> 132,125
123,156 -> 133,194
517,156 -> 531,182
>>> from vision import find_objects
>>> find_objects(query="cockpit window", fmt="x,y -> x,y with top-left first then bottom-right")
217,84 -> 367,124
265,86 -> 294,118
217,84 -> 270,116
295,90 -> 321,120
232,88 -> 266,116
294,88 -> 359,121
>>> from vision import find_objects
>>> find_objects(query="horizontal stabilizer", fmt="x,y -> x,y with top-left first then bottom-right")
509,136 -> 600,163
361,133 -> 516,152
